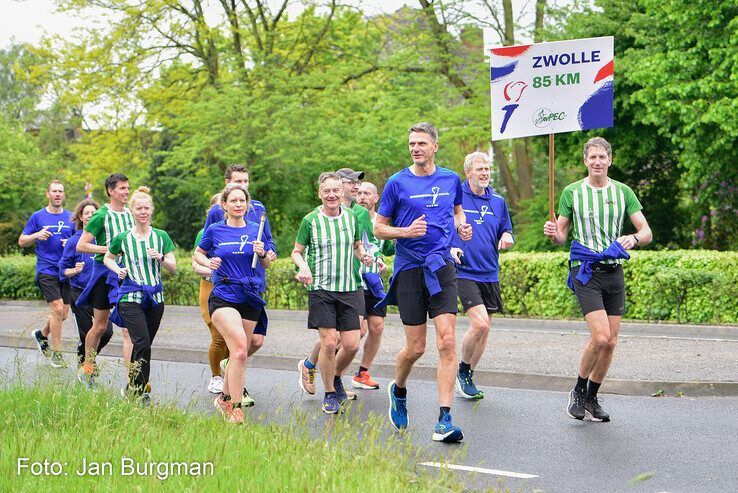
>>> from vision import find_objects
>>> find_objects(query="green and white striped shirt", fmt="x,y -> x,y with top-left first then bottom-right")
108,228 -> 175,303
85,204 -> 134,263
558,178 -> 642,264
295,206 -> 360,292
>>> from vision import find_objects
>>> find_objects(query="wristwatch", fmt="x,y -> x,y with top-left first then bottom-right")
633,234 -> 640,245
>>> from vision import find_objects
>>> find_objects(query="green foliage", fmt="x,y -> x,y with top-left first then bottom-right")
2,250 -> 737,324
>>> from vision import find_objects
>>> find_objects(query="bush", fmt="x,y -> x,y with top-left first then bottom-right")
2,250 -> 736,324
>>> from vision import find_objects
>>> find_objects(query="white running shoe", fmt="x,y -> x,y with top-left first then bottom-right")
208,375 -> 224,394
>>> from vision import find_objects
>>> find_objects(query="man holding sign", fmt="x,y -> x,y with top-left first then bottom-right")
543,137 -> 652,422
375,122 -> 472,442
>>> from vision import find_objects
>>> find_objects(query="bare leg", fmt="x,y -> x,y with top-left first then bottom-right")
395,324 -> 427,388
359,315 -> 384,370
434,313 -> 457,407
318,328 -> 338,392
589,316 -> 621,382
578,310 -> 612,379
460,305 -> 490,369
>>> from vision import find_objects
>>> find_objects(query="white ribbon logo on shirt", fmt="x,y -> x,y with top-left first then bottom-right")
239,235 -> 250,252
431,187 -> 441,206
56,221 -> 65,233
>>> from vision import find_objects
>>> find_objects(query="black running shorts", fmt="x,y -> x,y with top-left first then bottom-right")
364,290 -> 387,318
36,273 -> 71,304
88,273 -> 114,310
307,289 -> 360,331
395,261 -> 458,326
458,278 -> 504,314
208,295 -> 262,323
570,264 -> 625,316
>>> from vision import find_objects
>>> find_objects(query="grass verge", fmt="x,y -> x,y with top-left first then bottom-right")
0,384 -> 463,492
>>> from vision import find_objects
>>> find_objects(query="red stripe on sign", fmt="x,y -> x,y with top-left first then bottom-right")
594,60 -> 614,83
490,45 -> 531,57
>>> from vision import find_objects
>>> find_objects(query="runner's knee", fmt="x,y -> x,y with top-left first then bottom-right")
437,332 -> 455,355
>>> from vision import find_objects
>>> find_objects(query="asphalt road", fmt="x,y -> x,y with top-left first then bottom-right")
2,347 -> 736,492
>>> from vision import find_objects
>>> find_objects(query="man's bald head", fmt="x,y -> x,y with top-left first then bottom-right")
357,181 -> 379,210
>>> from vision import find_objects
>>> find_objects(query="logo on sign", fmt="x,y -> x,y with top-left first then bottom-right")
533,108 -> 566,128
499,80 -> 528,134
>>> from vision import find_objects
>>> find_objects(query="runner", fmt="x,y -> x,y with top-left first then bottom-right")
374,122 -> 472,442
201,164 -> 276,404
192,194 -> 227,394
19,180 -> 74,368
352,181 -> 395,390
194,183 -> 272,424
450,152 -> 514,400
105,187 -> 176,405
59,199 -> 113,366
76,173 -> 134,386
543,137 -> 652,422
291,172 -> 374,414
298,168 -> 381,398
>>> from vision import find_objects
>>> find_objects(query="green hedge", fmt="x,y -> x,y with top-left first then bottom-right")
2,250 -> 737,324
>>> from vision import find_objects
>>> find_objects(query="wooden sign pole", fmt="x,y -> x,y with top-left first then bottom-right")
548,133 -> 555,222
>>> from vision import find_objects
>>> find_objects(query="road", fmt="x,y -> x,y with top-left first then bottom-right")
2,346 -> 736,492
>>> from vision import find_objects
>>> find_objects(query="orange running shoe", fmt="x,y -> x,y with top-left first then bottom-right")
352,370 -> 380,390
229,405 -> 245,424
214,394 -> 233,417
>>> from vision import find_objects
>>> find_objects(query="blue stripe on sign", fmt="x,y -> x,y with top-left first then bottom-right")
491,62 -> 518,82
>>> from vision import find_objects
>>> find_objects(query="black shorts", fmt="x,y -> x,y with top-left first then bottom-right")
36,273 -> 71,304
458,278 -> 504,314
307,290 -> 360,331
570,264 -> 626,316
89,273 -> 114,310
364,289 -> 387,318
356,287 -> 366,319
208,295 -> 262,323
395,261 -> 458,326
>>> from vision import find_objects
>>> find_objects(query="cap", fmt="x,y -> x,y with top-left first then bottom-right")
336,168 -> 365,181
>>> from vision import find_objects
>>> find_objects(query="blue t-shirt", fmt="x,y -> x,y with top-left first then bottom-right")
451,181 -> 513,282
22,208 -> 74,276
198,220 -> 263,303
58,230 -> 97,290
203,200 -> 276,253
377,166 -> 463,262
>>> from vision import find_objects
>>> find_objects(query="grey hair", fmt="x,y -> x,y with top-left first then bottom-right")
463,151 -> 490,172
583,137 -> 612,160
318,172 -> 341,186
409,122 -> 438,142
360,181 -> 378,195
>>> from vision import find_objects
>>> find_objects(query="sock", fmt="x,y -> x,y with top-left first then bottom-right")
333,375 -> 341,385
358,366 -> 368,374
459,361 -> 471,374
304,358 -> 316,370
439,406 -> 451,421
575,375 -> 588,393
222,393 -> 231,402
393,384 -> 407,399
587,380 -> 602,399
233,402 -> 242,409
38,331 -> 48,340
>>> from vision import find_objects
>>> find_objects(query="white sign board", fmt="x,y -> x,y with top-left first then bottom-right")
488,36 -> 614,141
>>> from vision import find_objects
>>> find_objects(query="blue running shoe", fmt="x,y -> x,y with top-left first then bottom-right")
322,393 -> 341,414
456,369 -> 484,400
387,380 -> 408,429
432,413 -> 464,443
333,376 -> 348,403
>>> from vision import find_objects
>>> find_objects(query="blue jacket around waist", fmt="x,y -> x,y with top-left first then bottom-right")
212,272 -> 268,334
109,279 -> 163,327
567,240 -> 630,292
375,242 -> 448,309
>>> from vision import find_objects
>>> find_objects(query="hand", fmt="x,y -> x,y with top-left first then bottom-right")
117,267 -> 128,280
361,253 -> 374,267
617,235 -> 637,250
450,247 -> 463,264
543,221 -> 558,238
253,240 -> 265,257
36,227 -> 52,241
377,257 -> 387,273
296,267 -> 313,287
266,250 -> 277,262
74,262 -> 85,275
146,247 -> 163,261
405,214 -> 427,238
457,223 -> 472,241
498,232 -> 514,250
209,257 -> 222,270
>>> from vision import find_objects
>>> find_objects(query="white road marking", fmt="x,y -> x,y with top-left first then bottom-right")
420,461 -> 538,479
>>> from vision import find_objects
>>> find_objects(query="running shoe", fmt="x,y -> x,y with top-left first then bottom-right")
333,376 -> 348,403
298,358 -> 316,395
387,380 -> 408,429
352,370 -> 380,389
140,393 -> 151,407
346,390 -> 357,401
77,365 -> 95,389
50,351 -> 67,369
456,369 -> 483,400
322,393 -> 341,414
219,358 -> 228,374
567,388 -> 586,420
432,413 -> 464,443
230,405 -> 245,424
585,396 -> 610,422
33,329 -> 50,357
242,388 -> 255,407
208,375 -> 224,394
214,394 -> 233,417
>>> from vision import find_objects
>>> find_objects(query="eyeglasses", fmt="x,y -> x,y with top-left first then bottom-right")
342,180 -> 361,186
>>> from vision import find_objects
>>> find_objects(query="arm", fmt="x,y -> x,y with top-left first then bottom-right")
103,251 -> 127,279
19,228 -> 52,248
160,252 -> 177,274
543,215 -> 572,246
59,239 -> 84,278
374,214 -> 427,240
252,240 -> 272,269
193,247 -> 221,271
191,257 -> 212,277
291,242 -> 312,286
618,211 -> 653,250
353,240 -> 373,266
77,231 -> 107,254
453,205 -> 472,241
